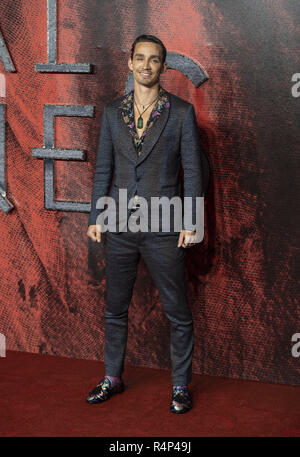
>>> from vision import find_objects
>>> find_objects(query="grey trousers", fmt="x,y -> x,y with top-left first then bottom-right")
103,229 -> 194,385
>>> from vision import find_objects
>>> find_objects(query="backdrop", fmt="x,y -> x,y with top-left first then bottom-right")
0,0 -> 299,385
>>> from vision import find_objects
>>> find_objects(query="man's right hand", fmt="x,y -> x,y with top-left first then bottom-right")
87,224 -> 102,243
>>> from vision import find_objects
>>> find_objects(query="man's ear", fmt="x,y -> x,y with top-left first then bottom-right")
128,57 -> 133,72
160,61 -> 168,75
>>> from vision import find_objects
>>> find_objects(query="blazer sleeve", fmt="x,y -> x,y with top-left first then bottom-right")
88,104 -> 114,226
180,103 -> 204,232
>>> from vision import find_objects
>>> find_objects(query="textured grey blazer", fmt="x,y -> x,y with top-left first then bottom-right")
88,90 -> 203,235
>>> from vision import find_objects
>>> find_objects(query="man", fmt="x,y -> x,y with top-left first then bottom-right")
86,34 -> 203,414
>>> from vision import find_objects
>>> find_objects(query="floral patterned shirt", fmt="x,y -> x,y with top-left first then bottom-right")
120,85 -> 170,157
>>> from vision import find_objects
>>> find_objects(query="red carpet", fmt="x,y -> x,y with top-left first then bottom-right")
0,351 -> 299,437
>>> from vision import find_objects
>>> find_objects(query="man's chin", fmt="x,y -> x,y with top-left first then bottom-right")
136,78 -> 159,88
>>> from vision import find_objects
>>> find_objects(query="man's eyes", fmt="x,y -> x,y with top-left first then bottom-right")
136,58 -> 159,63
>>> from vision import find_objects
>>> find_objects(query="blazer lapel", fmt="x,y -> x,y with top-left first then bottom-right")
117,106 -> 138,165
136,99 -> 170,166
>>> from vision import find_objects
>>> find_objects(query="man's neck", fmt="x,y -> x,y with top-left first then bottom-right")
133,82 -> 160,106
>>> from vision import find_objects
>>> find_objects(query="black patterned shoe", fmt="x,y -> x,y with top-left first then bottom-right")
170,386 -> 192,414
86,376 -> 125,404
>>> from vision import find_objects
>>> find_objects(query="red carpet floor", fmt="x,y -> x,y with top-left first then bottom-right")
0,350 -> 299,437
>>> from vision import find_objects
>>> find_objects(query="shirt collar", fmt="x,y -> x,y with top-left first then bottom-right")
120,85 -> 169,112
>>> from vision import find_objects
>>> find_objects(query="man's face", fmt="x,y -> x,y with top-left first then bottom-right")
128,41 -> 167,87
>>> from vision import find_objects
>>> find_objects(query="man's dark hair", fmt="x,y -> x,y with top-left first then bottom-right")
130,34 -> 167,63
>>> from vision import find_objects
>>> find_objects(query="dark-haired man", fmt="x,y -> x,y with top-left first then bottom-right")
86,34 -> 203,414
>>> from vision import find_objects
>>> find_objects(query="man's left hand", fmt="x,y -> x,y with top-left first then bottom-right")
177,230 -> 198,248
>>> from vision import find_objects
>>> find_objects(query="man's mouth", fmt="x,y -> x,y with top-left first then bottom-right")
140,72 -> 152,78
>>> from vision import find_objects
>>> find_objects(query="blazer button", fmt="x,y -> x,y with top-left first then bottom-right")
136,177 -> 140,182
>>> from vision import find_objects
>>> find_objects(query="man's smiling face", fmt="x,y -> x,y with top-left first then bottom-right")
128,41 -> 167,88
